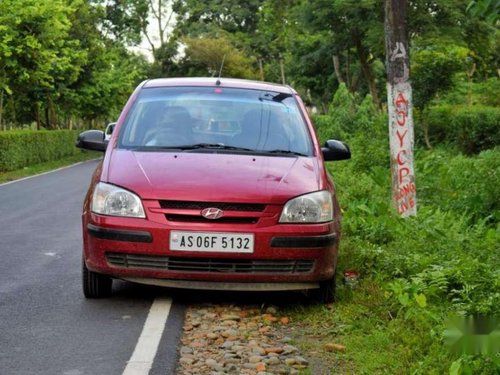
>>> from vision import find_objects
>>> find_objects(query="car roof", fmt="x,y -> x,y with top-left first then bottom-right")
142,77 -> 297,95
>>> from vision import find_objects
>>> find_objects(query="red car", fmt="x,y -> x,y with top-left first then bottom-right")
77,78 -> 350,302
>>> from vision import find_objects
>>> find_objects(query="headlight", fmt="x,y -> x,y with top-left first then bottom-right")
91,182 -> 145,218
279,191 -> 333,223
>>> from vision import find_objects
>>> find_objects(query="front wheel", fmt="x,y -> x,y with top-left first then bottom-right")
82,257 -> 112,298
309,275 -> 336,304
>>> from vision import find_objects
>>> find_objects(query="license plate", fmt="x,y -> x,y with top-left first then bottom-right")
170,231 -> 254,253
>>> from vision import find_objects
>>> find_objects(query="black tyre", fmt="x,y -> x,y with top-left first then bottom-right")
82,258 -> 112,298
310,276 -> 336,304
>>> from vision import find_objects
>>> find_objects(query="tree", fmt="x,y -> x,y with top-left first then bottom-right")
181,35 -> 258,79
173,0 -> 263,36
0,0 -> 149,129
0,0 -> 86,129
287,0 -> 386,109
60,1 -> 149,125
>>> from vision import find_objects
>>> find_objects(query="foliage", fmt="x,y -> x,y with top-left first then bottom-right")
0,130 -> 80,171
418,105 -> 500,154
416,147 -> 500,223
93,0 -> 149,45
437,77 -> 500,107
411,44 -> 469,111
0,0 -> 86,128
0,0 -> 148,130
467,0 -> 500,25
181,36 -> 258,79
292,91 -> 500,372
2,0 -> 498,130
173,0 -> 263,36
312,84 -> 387,147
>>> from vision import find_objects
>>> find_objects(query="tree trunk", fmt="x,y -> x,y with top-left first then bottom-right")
345,50 -> 351,89
385,0 -> 416,217
47,94 -> 57,128
35,102 -> 41,130
45,104 -> 50,129
354,35 -> 382,109
332,55 -> 344,84
9,94 -> 16,127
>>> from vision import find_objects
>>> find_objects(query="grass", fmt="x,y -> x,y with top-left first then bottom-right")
0,150 -> 101,184
285,281 -> 453,374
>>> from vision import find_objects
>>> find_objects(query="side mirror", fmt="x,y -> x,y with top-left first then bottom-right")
104,122 -> 116,141
322,140 -> 351,161
76,130 -> 107,152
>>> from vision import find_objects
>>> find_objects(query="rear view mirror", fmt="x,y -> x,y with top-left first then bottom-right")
322,140 -> 351,161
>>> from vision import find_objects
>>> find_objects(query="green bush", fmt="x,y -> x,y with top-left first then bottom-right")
312,88 -> 387,149
438,77 -> 500,107
417,147 -> 500,223
0,130 -> 80,172
310,114 -> 344,145
418,105 -> 500,154
304,90 -> 499,372
333,145 -> 500,316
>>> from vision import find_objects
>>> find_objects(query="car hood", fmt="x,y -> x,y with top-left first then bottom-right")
104,150 -> 324,203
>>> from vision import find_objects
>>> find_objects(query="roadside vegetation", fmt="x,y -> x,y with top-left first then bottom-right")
0,129 -> 100,183
286,82 -> 499,374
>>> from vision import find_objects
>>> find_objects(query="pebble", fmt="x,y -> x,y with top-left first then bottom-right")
249,355 -> 263,363
324,342 -> 346,352
177,304 -> 311,374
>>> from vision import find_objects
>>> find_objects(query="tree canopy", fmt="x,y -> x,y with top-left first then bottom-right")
0,0 -> 497,130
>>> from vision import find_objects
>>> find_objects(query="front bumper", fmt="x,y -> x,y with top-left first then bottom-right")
83,205 -> 339,290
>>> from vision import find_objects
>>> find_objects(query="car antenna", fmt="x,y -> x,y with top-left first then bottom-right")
215,54 -> 226,86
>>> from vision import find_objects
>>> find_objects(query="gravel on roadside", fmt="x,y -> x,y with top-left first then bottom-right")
176,304 -> 311,375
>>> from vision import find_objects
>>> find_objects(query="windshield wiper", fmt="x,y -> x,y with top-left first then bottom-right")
130,143 -> 254,152
181,143 -> 255,151
264,149 -> 309,157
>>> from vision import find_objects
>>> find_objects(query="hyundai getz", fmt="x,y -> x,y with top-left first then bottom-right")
77,78 -> 350,303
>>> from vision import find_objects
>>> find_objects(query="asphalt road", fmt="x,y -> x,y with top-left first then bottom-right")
0,160 -> 184,375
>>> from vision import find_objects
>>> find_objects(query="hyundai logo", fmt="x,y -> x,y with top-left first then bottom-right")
201,207 -> 224,220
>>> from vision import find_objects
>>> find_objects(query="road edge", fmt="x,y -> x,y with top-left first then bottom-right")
0,158 -> 100,188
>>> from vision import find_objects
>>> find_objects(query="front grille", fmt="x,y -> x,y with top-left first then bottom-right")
159,200 -> 266,212
106,253 -> 314,274
165,214 -> 258,224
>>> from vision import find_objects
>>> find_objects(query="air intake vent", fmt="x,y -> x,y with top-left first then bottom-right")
106,253 -> 314,274
165,214 -> 258,224
159,200 -> 265,212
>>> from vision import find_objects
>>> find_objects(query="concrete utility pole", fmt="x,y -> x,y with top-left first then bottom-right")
384,0 -> 416,217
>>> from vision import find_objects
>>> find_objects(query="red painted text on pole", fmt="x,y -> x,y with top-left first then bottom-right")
387,42 -> 416,217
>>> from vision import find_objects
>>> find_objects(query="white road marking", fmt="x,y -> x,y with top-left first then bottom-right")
122,297 -> 172,375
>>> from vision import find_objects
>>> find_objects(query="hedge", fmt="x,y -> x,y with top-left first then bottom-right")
418,105 -> 500,154
0,130 -> 80,172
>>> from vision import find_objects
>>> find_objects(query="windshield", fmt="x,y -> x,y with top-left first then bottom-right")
118,86 -> 313,156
